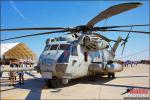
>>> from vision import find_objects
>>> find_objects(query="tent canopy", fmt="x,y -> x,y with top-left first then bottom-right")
1,43 -> 37,61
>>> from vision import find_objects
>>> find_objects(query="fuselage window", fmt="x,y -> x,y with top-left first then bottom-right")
71,46 -> 78,56
50,45 -> 58,50
59,44 -> 70,50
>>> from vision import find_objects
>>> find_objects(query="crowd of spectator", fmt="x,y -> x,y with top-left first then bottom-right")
122,60 -> 150,67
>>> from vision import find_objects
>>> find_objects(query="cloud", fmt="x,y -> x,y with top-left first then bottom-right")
9,0 -> 38,27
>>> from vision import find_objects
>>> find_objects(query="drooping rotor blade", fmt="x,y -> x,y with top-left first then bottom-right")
93,33 -> 116,42
96,24 -> 150,30
87,2 -> 143,27
100,29 -> 150,34
0,27 -> 65,31
1,30 -> 67,41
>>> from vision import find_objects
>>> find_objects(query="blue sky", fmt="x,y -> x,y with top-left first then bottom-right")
1,0 -> 149,60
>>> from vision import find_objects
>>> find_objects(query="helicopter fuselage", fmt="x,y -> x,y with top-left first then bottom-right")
38,35 -> 123,85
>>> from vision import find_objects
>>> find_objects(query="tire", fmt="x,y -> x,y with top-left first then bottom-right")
51,79 -> 58,88
45,79 -> 52,88
108,73 -> 115,78
111,73 -> 115,78
108,73 -> 111,78
51,78 -> 62,88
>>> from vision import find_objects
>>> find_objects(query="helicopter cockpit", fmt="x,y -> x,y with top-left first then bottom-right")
38,43 -> 78,78
44,44 -> 70,51
41,42 -> 78,63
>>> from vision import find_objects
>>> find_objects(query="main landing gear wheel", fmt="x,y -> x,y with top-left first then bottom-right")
108,73 -> 115,78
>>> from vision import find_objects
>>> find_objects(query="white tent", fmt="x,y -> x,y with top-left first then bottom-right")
0,43 -> 37,61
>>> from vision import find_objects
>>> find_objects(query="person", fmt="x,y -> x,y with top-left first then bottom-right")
18,70 -> 24,84
9,63 -> 17,80
124,61 -> 128,67
9,71 -> 16,86
0,64 -> 4,78
130,61 -> 133,67
17,63 -> 24,84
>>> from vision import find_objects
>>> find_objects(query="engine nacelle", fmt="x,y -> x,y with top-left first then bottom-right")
88,62 -> 123,74
88,63 -> 104,73
105,63 -> 123,73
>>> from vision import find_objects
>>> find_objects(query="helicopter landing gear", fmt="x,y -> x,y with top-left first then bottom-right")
51,78 -> 59,88
44,78 -> 59,88
51,77 -> 65,88
108,73 -> 115,78
62,78 -> 69,85
45,77 -> 68,88
44,79 -> 52,89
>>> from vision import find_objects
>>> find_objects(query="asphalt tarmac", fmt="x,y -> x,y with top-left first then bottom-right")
0,64 -> 149,99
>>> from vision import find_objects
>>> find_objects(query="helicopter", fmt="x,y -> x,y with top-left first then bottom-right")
1,2 -> 150,88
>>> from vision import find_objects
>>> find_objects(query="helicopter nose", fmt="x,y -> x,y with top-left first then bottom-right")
39,51 -> 64,72
40,58 -> 56,72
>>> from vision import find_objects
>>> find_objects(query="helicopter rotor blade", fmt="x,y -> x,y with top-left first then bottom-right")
99,29 -> 150,34
96,24 -> 150,30
0,27 -> 66,31
1,30 -> 67,41
86,2 -> 143,27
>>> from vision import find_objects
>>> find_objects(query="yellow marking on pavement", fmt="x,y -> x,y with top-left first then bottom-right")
2,91 -> 29,100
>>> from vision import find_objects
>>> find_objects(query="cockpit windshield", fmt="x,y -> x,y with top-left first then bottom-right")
44,44 -> 70,51
50,45 -> 58,50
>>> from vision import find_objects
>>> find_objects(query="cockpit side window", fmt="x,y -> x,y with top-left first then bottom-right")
71,45 -> 78,56
48,46 -> 51,50
44,45 -> 51,51
50,45 -> 58,50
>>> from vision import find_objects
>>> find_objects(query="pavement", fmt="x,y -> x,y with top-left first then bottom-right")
0,64 -> 149,99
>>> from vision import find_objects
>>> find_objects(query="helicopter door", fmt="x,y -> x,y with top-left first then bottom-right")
67,45 -> 78,76
71,45 -> 78,65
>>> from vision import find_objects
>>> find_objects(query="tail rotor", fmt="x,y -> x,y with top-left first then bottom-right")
121,27 -> 132,55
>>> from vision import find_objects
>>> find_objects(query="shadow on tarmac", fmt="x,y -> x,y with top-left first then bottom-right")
63,75 -> 150,89
1,75 -> 149,99
16,78 -> 44,100
116,75 -> 149,78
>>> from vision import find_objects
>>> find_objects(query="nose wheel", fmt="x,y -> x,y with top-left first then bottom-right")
51,78 -> 60,88
45,77 -> 64,88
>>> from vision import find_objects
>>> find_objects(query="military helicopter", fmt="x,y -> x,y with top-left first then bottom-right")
1,2 -> 150,88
